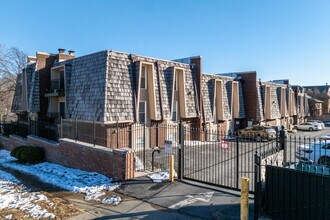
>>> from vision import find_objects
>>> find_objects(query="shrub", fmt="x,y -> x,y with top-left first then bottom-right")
20,147 -> 44,164
10,146 -> 28,158
10,146 -> 44,164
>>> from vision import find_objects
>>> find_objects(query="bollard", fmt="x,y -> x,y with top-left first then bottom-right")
240,177 -> 249,220
169,155 -> 174,182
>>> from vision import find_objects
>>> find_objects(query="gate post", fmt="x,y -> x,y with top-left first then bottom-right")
178,121 -> 184,180
254,152 -> 261,220
279,126 -> 287,165
236,130 -> 240,189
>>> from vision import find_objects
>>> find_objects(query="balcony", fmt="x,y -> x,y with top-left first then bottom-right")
45,80 -> 65,97
47,112 -> 59,119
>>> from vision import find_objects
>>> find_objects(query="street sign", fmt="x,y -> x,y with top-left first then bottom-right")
164,140 -> 173,154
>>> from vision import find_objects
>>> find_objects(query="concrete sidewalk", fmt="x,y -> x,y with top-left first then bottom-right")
68,176 -> 254,219
116,177 -> 254,220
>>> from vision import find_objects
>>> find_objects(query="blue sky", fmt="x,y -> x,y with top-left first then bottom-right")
1,0 -> 329,86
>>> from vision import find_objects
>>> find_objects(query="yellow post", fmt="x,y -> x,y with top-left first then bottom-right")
169,155 -> 174,182
240,177 -> 249,220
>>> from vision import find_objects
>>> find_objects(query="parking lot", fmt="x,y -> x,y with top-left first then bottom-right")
181,127 -> 330,192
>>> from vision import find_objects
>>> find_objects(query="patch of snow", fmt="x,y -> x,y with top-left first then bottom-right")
5,214 -> 12,220
134,156 -> 144,171
185,140 -> 219,146
169,191 -> 214,210
148,169 -> 177,182
85,191 -> 105,201
0,178 -> 55,219
101,196 -> 121,205
0,150 -> 120,203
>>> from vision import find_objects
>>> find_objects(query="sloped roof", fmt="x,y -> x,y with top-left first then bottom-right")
28,63 -> 39,112
304,85 -> 330,94
59,51 -> 107,121
11,63 -> 39,113
260,82 -> 282,119
256,84 -> 264,122
55,50 -> 198,122
202,74 -> 236,122
11,73 -> 23,113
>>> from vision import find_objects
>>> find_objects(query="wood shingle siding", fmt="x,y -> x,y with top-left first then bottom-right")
11,73 -> 23,113
201,74 -> 244,123
62,51 -> 107,121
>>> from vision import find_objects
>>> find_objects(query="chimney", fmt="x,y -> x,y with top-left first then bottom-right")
58,48 -> 66,54
27,56 -> 37,63
68,50 -> 75,56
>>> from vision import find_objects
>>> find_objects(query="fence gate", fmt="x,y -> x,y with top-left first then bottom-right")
133,123 -> 180,173
181,126 -> 281,192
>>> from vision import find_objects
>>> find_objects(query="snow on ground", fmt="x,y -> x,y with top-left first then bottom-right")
0,176 -> 55,219
0,150 -> 121,205
148,169 -> 178,183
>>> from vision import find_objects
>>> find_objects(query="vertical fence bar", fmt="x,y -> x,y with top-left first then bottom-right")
143,123 -> 146,171
60,117 -> 63,139
75,119 -> 78,142
236,130 -> 240,189
178,121 -> 183,180
93,120 -> 96,146
254,152 -> 261,220
116,121 -> 119,148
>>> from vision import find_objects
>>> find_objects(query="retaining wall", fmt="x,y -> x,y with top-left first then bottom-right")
0,135 -> 134,180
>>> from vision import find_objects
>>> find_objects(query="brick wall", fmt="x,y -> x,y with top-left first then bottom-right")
237,72 -> 257,126
0,135 -> 134,180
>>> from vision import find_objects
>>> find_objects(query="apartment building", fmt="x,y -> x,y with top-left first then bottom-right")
11,48 -> 312,148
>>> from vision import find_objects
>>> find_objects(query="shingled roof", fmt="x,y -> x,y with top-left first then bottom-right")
260,82 -> 281,119
11,73 -> 23,113
11,63 -> 39,113
53,50 -> 198,123
202,74 -> 245,123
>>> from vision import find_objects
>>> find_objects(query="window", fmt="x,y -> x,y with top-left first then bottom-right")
172,101 -> 178,122
174,73 -> 178,91
139,101 -> 147,123
140,65 -> 147,89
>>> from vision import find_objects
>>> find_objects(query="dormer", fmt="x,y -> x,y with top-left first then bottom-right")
214,79 -> 224,120
172,67 -> 186,119
136,62 -> 157,122
264,85 -> 272,119
280,87 -> 288,117
232,81 -> 240,118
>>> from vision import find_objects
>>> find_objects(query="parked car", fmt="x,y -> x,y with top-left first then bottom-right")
320,134 -> 330,141
307,120 -> 325,129
293,122 -> 322,131
324,121 -> 330,127
296,141 -> 330,166
238,126 -> 276,141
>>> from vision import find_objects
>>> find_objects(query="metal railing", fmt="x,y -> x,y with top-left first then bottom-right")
181,127 -> 283,192
0,120 -> 58,141
254,135 -> 330,219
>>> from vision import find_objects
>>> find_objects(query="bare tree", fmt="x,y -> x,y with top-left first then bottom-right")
0,44 -> 27,119
0,44 -> 27,92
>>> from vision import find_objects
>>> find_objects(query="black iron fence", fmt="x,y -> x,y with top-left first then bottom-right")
0,120 -> 58,141
254,135 -> 330,220
0,121 -> 29,138
181,127 -> 284,192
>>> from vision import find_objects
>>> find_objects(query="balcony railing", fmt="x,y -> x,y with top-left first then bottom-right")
45,80 -> 65,97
